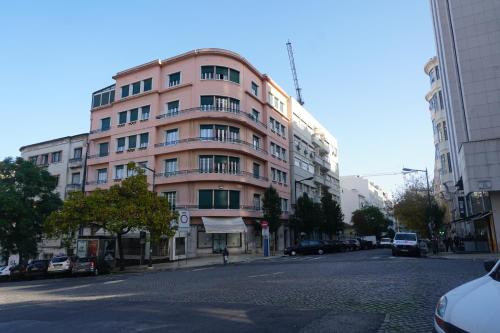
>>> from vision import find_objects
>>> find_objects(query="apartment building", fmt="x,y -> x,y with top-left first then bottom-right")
86,49 -> 291,260
424,56 -> 456,224
430,0 -> 500,252
340,176 -> 392,226
290,98 -> 340,204
19,133 -> 88,257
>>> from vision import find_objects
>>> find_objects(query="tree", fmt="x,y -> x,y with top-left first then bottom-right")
320,188 -> 344,238
262,186 -> 282,252
0,157 -> 62,263
351,206 -> 389,238
393,181 -> 445,238
45,165 -> 177,271
291,193 -> 314,238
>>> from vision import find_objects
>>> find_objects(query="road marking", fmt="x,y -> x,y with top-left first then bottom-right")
309,257 -> 322,260
103,279 -> 124,285
191,267 -> 215,272
248,271 -> 284,278
371,256 -> 381,259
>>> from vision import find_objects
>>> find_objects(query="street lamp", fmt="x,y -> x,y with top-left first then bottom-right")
402,167 -> 437,254
140,165 -> 156,268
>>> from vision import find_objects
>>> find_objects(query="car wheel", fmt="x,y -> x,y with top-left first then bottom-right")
318,249 -> 324,255
291,250 -> 297,256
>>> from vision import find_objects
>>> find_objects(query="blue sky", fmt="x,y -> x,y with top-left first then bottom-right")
0,1 -> 436,195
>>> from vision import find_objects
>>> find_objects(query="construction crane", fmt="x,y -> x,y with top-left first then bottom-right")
286,40 -> 304,105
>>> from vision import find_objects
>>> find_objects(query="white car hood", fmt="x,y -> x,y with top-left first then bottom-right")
393,240 -> 417,246
444,273 -> 500,333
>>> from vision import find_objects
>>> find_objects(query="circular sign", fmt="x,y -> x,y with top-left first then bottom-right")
261,221 -> 268,228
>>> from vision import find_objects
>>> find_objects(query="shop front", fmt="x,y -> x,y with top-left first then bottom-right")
197,217 -> 247,254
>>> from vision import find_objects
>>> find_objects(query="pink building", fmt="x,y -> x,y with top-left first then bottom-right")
86,49 -> 291,260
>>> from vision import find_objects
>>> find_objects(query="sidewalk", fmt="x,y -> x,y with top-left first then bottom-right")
427,251 -> 499,261
111,253 -> 279,275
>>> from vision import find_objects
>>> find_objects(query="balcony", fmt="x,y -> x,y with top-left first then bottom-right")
154,137 -> 268,160
66,183 -> 82,192
155,106 -> 268,133
154,169 -> 269,187
68,157 -> 83,168
312,133 -> 329,155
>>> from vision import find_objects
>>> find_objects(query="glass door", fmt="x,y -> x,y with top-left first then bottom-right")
213,234 -> 227,253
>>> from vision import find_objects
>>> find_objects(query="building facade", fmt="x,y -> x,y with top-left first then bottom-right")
19,133 -> 88,258
340,176 -> 392,226
424,57 -> 456,223
430,0 -> 500,252
86,49 -> 291,260
290,98 -> 340,207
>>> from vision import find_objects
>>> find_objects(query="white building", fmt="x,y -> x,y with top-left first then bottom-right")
19,133 -> 88,258
289,98 -> 340,206
340,175 -> 392,225
430,0 -> 500,252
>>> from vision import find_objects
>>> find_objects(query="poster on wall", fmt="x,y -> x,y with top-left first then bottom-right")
76,240 -> 87,258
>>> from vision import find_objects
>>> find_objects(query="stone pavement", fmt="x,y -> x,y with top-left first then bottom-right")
427,251 -> 499,261
112,253 -> 280,274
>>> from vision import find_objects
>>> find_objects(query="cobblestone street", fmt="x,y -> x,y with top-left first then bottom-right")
0,249 -> 486,332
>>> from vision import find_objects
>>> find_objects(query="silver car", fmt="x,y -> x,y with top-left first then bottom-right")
47,256 -> 76,275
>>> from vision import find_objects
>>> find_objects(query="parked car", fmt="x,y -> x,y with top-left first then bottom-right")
321,240 -> 345,253
47,256 -> 76,275
356,238 -> 373,250
434,260 -> 499,333
392,232 -> 420,257
72,257 -> 106,276
26,260 -> 50,279
284,240 -> 325,256
343,239 -> 361,251
0,264 -> 14,280
379,238 -> 393,248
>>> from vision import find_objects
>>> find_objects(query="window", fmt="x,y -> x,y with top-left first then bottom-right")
201,66 -> 214,80
229,127 -> 239,142
51,151 -> 62,163
214,190 -> 228,209
253,163 -> 260,179
92,94 -> 101,108
168,72 -> 181,87
141,105 -> 150,120
253,194 -> 261,210
40,154 -> 49,165
440,154 -> 446,174
97,168 -> 107,184
197,226 -> 212,248
132,81 -> 141,95
280,124 -> 286,138
71,172 -> 80,185
443,121 -> 448,141
167,100 -> 179,116
199,155 -> 213,173
199,190 -> 213,209
252,135 -> 260,150
200,124 -> 214,140
447,152 -> 452,173
101,117 -> 111,131
279,102 -> 284,113
29,156 -> 38,164
200,124 -> 240,142
139,133 -> 149,148
271,168 -> 287,184
229,69 -> 240,84
268,92 -> 273,104
92,88 -> 115,108
127,165 -> 137,177
163,191 -> 176,210
199,155 -> 239,174
165,129 -> 179,145
216,66 -> 228,81
229,191 -> 240,209
128,135 -> 137,149
251,82 -> 258,96
118,111 -> 127,125
281,198 -> 288,212
200,96 -> 214,110
143,78 -> 152,91
164,159 -> 178,176
73,148 -> 82,159
121,85 -> 129,98
274,97 -> 279,109
98,142 -> 109,157
54,175 -> 60,186
115,165 -> 124,179
438,91 -> 444,110
251,109 -> 260,122
129,108 -> 138,122
117,137 -> 125,152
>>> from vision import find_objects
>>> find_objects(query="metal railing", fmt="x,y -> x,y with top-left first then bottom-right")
154,137 -> 268,154
155,169 -> 268,182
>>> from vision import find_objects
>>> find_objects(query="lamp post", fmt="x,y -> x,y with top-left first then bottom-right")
402,167 -> 437,254
140,165 -> 156,268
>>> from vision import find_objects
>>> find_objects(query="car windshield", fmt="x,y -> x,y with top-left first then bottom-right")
51,257 -> 68,263
395,233 -> 417,241
381,238 -> 391,242
78,257 -> 95,263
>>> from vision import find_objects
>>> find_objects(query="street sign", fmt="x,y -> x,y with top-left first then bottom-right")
261,220 -> 268,228
178,210 -> 190,230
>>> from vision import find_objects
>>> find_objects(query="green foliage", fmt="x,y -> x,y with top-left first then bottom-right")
351,206 -> 389,238
393,183 -> 445,238
291,193 -> 315,236
262,186 -> 282,234
46,164 -> 177,270
0,157 -> 62,263
320,188 -> 344,237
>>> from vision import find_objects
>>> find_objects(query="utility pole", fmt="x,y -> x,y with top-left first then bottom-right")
286,40 -> 305,105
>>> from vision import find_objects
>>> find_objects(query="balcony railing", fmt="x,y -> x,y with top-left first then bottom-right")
155,169 -> 268,182
155,106 -> 268,129
68,157 -> 83,168
154,137 -> 268,155
87,153 -> 109,160
66,183 -> 82,191
85,180 -> 108,185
